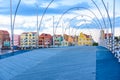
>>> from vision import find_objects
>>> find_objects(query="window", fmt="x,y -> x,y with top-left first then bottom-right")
33,40 -> 35,42
33,34 -> 35,36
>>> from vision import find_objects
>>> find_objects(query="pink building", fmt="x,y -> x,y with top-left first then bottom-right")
13,35 -> 20,47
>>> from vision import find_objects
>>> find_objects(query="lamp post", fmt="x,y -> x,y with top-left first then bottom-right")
10,0 -> 21,52
35,4 -> 39,48
101,0 -> 113,48
53,16 -> 55,47
112,0 -> 115,53
10,0 -> 13,52
101,0 -> 115,53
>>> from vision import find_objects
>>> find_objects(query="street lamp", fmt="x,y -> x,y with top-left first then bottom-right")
35,4 -> 39,48
53,16 -> 55,47
112,0 -> 116,53
10,0 -> 13,52
101,0 -> 115,53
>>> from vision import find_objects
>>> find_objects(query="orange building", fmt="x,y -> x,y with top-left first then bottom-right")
63,34 -> 75,46
39,33 -> 52,47
68,36 -> 74,46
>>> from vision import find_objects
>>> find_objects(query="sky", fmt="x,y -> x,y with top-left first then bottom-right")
0,0 -> 120,42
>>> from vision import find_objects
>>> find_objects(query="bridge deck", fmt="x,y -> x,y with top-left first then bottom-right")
0,46 -> 119,80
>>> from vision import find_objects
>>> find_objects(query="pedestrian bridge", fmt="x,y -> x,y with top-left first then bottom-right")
0,46 -> 120,80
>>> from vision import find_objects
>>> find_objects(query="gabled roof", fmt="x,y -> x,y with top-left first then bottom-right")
81,33 -> 91,38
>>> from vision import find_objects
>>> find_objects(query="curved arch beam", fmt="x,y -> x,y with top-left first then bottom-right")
10,0 -> 21,51
91,0 -> 107,29
101,0 -> 112,32
54,7 -> 103,34
64,14 -> 102,35
71,20 -> 100,35
74,20 -> 99,35
38,0 -> 54,33
12,0 -> 21,31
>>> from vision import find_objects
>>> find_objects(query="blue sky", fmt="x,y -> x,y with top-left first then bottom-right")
0,0 -> 120,41
0,0 -> 92,15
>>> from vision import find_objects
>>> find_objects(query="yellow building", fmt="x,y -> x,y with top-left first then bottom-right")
20,32 -> 37,49
78,32 -> 93,46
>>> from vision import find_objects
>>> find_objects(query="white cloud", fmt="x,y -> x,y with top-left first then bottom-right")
0,7 -> 120,42
57,0 -> 90,6
22,0 -> 37,5
40,2 -> 58,8
76,22 -> 85,27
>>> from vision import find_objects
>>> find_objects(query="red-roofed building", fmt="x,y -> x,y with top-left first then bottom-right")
0,30 -> 10,49
39,33 -> 52,47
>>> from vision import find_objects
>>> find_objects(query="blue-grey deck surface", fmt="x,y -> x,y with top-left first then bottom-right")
0,46 -> 120,80
96,46 -> 120,80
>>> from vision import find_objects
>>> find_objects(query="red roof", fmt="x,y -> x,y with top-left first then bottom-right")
40,33 -> 52,38
0,30 -> 9,34
104,33 -> 112,37
83,34 -> 91,38
40,33 -> 51,36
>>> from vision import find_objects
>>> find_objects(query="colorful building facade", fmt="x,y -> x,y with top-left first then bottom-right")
54,35 -> 63,47
39,33 -> 52,47
62,34 -> 77,46
13,35 -> 20,47
68,36 -> 74,46
0,30 -> 10,49
62,34 -> 69,46
20,32 -> 37,49
78,32 -> 93,46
